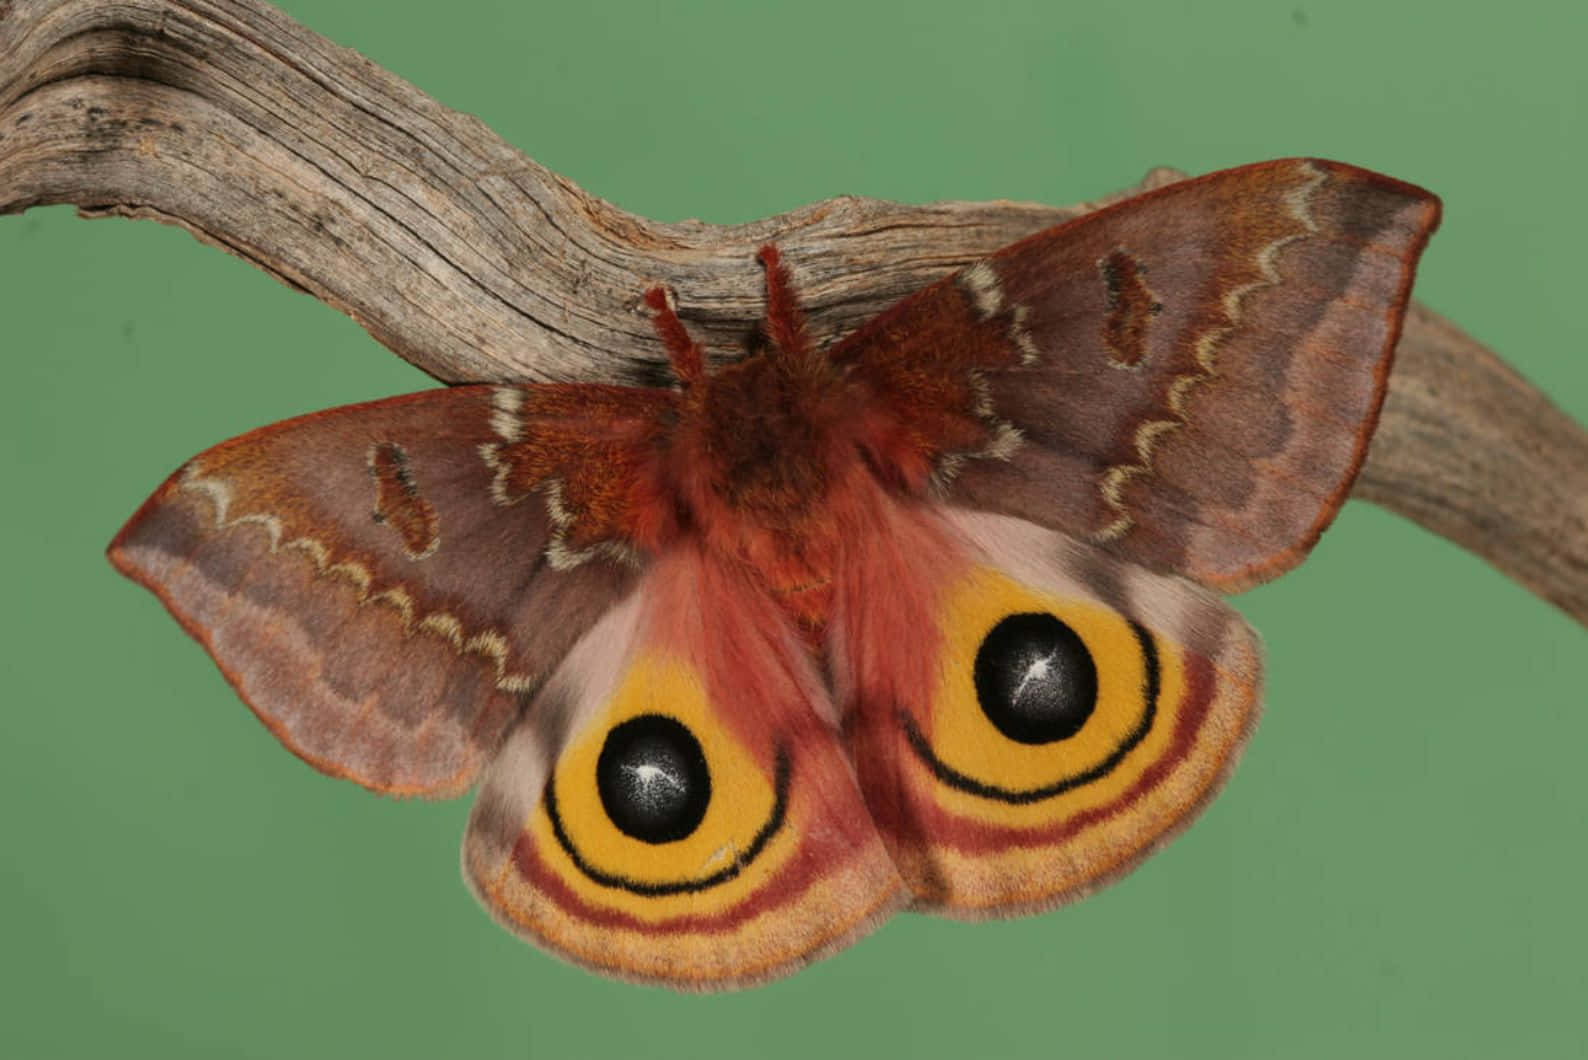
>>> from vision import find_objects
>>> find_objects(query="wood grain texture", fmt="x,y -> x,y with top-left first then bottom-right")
2,0 -> 1583,624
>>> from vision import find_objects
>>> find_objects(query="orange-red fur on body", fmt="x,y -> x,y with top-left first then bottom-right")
641,262 -> 932,635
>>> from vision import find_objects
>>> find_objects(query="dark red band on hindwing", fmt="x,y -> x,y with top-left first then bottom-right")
503,778 -> 878,936
888,649 -> 1217,856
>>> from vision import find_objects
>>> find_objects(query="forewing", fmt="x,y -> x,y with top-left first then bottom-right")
464,545 -> 905,988
837,158 -> 1441,590
832,501 -> 1260,915
109,383 -> 674,797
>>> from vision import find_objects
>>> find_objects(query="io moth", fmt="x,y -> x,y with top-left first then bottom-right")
110,158 -> 1441,988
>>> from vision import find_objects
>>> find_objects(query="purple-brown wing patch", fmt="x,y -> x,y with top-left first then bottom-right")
835,158 -> 1441,591
110,384 -> 672,797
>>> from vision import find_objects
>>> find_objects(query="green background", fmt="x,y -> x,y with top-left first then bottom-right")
3,0 -> 1584,1056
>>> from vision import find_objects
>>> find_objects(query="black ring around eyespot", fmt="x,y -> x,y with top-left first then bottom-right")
543,748 -> 791,897
901,620 -> 1160,805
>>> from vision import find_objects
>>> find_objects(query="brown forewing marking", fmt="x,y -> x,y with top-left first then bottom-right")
178,464 -> 538,694
481,386 -> 527,507
1097,249 -> 1163,369
957,262 -> 1041,366
1007,304 -> 1041,367
958,261 -> 1006,318
489,384 -> 526,445
479,385 -> 645,572
539,478 -> 643,572
928,266 -> 1032,495
368,442 -> 440,560
1093,160 -> 1329,543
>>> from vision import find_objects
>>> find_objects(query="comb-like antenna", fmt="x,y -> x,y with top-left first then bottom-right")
644,286 -> 706,385
757,245 -> 810,359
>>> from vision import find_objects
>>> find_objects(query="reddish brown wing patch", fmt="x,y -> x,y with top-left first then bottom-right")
110,384 -> 673,797
839,261 -> 1025,493
1098,249 -> 1162,367
481,384 -> 678,568
368,442 -> 440,559
837,158 -> 1441,591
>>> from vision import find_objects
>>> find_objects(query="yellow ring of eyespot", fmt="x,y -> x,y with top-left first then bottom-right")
530,652 -> 794,921
920,566 -> 1182,824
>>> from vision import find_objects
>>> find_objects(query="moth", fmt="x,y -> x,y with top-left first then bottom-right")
110,158 -> 1441,989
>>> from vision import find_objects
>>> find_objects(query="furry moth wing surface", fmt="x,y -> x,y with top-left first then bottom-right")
834,158 -> 1439,591
111,385 -> 673,797
110,158 -> 1441,988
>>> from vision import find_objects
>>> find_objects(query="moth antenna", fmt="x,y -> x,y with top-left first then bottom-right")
757,245 -> 810,360
644,285 -> 706,385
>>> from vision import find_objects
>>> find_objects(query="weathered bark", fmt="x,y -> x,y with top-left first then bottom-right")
3,0 -> 1584,624
1356,304 -> 1588,621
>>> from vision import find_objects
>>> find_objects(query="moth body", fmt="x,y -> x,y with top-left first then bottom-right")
649,250 -> 911,633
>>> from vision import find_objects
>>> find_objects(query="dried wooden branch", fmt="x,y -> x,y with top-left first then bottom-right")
3,0 -> 1584,624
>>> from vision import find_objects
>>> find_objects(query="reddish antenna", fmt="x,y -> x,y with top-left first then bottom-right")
757,245 -> 810,360
643,286 -> 706,385
646,246 -> 812,385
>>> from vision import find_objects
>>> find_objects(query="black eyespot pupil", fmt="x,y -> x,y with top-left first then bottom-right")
596,714 -> 711,844
973,612 -> 1098,745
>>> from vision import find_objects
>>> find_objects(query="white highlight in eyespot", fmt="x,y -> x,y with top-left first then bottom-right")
1011,655 -> 1056,708
624,762 -> 686,796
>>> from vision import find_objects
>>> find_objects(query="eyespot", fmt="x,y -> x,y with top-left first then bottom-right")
973,612 -> 1098,744
905,567 -> 1158,807
536,655 -> 791,901
596,714 -> 711,844
840,540 -> 1260,919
